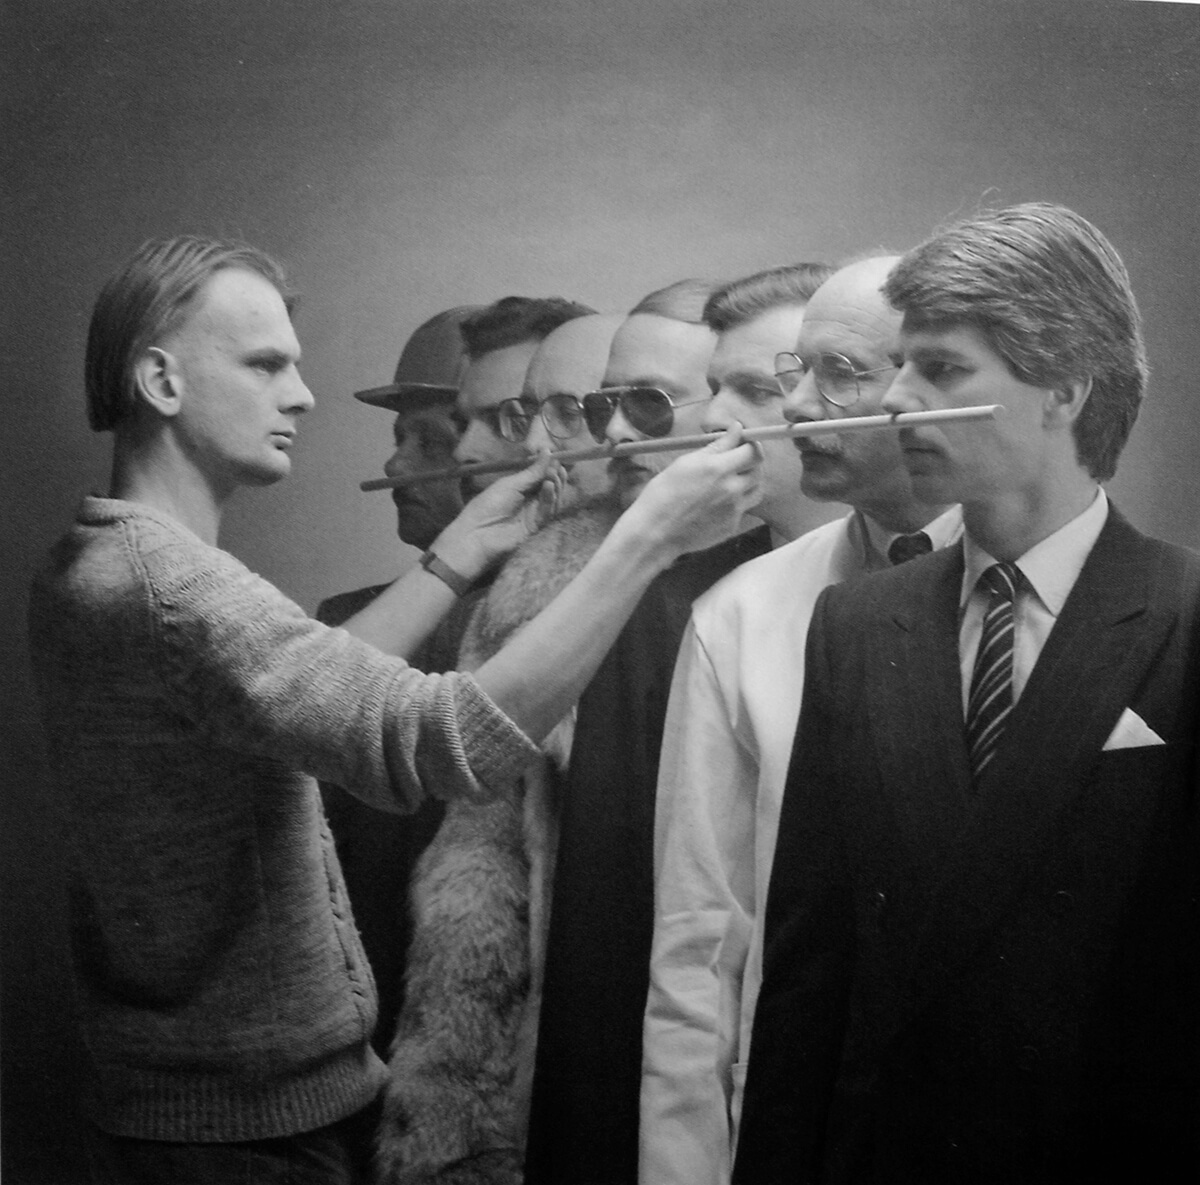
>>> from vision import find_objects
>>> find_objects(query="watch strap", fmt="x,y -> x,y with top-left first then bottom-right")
419,549 -> 474,598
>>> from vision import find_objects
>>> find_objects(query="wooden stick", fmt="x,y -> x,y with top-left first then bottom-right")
360,404 -> 1002,491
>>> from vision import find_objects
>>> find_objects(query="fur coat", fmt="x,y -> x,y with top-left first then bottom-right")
375,503 -> 618,1185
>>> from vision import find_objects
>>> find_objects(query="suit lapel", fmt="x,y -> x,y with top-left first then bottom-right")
898,510 -> 1167,1011
864,546 -> 973,873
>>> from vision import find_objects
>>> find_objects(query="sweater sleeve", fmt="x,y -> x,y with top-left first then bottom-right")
137,522 -> 538,810
641,615 -> 757,1185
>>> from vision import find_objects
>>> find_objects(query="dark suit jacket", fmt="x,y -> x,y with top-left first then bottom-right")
527,525 -> 774,1185
734,508 -> 1200,1184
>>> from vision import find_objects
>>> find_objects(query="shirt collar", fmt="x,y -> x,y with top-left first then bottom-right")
960,488 -> 1109,614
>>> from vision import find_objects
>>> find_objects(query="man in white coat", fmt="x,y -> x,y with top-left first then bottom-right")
640,255 -> 961,1185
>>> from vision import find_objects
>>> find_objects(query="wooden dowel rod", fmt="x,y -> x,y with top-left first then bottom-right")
360,404 -> 1002,491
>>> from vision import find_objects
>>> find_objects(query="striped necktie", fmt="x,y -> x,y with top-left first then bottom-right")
966,562 -> 1022,783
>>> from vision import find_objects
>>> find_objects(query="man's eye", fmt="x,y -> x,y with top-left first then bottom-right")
745,386 -> 781,406
921,361 -> 959,383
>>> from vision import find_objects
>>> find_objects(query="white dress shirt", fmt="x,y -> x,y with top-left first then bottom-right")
959,489 -> 1108,713
640,505 -> 963,1185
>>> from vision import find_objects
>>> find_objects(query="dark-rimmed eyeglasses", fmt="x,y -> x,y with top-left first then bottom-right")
580,386 -> 710,442
489,394 -> 590,444
773,351 -> 897,408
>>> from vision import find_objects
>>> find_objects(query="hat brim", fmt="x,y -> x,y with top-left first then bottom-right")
353,382 -> 459,410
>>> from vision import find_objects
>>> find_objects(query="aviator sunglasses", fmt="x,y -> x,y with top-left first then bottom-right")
580,385 -> 710,443
493,386 -> 709,445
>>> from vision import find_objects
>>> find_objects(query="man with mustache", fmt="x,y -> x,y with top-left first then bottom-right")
641,255 -> 958,1185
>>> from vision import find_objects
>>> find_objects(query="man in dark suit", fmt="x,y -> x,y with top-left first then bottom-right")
734,203 -> 1200,1184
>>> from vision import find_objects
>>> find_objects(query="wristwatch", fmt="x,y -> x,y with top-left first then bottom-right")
419,549 -> 474,598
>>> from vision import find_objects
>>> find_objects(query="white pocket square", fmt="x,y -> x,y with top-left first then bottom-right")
1102,707 -> 1164,751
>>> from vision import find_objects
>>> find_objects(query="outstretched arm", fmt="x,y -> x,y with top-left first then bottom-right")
475,428 -> 762,743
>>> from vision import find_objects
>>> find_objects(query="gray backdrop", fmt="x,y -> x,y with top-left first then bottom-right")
3,1 -> 1197,1180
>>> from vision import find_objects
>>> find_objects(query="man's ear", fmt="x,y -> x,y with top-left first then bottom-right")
133,348 -> 183,418
1046,375 -> 1092,428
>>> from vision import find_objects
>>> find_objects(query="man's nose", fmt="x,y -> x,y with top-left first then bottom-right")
285,371 -> 315,414
881,367 -> 919,416
383,443 -> 413,478
525,413 -> 556,454
700,391 -> 737,434
783,371 -> 825,425
453,419 -> 487,465
605,403 -> 642,445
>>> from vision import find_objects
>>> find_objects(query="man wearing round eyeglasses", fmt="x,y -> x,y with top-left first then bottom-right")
454,296 -> 594,492
643,255 -> 960,1185
508,312 -> 626,505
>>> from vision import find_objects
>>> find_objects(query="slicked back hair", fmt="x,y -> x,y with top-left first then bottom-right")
85,236 -> 293,432
628,279 -> 722,324
702,262 -> 836,333
883,202 -> 1146,482
459,296 -> 595,361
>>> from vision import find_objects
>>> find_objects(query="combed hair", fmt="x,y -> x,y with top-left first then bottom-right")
85,236 -> 292,432
628,279 -> 721,324
702,262 -> 836,333
883,202 -> 1146,482
459,296 -> 595,360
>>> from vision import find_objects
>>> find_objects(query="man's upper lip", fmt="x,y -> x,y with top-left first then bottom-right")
796,438 -> 837,457
897,428 -> 935,450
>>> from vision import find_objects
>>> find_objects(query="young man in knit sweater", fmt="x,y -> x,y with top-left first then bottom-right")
28,236 -> 763,1184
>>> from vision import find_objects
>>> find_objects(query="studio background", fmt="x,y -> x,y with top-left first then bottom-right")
3,1 -> 1197,1180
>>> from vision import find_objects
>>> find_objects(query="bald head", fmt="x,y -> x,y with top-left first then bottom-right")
799,255 -> 903,353
526,314 -> 625,403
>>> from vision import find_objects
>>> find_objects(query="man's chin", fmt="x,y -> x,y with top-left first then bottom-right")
799,465 -> 850,504
608,464 -> 652,509
616,475 -> 651,510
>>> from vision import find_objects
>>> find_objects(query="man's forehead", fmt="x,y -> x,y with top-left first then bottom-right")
710,305 -> 807,378
182,267 -> 294,347
796,300 -> 899,364
457,339 -> 538,409
527,315 -> 620,397
604,314 -> 716,388
898,320 -> 989,358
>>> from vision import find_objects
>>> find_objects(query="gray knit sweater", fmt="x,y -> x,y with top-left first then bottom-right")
28,496 -> 538,1143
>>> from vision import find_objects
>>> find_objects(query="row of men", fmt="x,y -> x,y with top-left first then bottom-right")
320,256 -> 936,1185
31,202 -> 1200,1185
